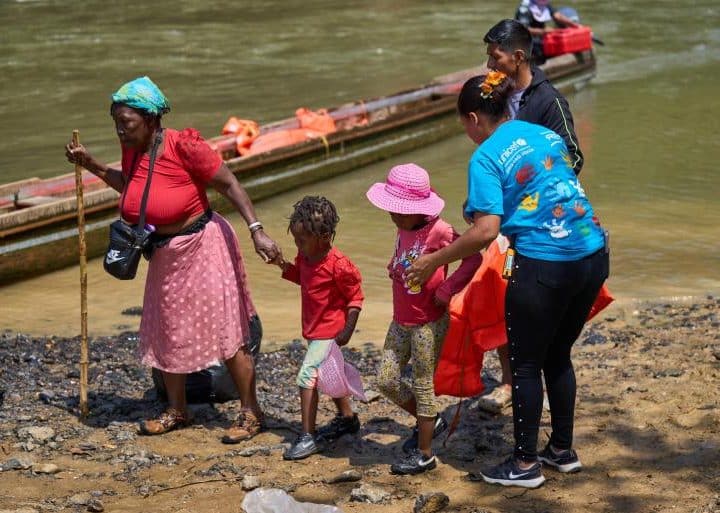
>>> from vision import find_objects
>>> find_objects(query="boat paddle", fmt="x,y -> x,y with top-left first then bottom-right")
72,129 -> 89,418
592,36 -> 606,46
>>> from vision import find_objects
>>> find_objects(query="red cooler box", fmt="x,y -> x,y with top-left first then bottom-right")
543,27 -> 593,57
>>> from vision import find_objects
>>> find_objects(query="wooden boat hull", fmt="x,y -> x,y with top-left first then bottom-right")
0,53 -> 595,285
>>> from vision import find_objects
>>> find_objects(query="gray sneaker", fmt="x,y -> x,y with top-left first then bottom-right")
283,432 -> 326,461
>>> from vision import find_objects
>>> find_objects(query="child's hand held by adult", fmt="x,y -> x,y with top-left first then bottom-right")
271,252 -> 289,270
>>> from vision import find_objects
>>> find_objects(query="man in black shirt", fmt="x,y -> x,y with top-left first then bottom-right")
484,19 -> 584,174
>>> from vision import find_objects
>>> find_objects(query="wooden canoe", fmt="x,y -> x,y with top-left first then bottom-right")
0,51 -> 595,285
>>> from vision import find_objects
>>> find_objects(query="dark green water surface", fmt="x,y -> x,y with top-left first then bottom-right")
1,0 -> 718,337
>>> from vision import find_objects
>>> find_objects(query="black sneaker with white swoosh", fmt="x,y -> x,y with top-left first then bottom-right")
538,443 -> 582,473
390,448 -> 437,475
479,457 -> 545,488
402,414 -> 448,454
316,413 -> 361,443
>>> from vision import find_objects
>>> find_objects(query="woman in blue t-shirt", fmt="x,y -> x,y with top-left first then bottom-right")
406,71 -> 608,489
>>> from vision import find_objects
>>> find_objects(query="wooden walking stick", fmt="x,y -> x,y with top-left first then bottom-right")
73,129 -> 89,418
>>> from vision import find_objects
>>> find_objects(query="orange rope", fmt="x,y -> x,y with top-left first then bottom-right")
443,329 -> 469,447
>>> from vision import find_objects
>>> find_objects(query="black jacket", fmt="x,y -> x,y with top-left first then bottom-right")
516,67 -> 584,174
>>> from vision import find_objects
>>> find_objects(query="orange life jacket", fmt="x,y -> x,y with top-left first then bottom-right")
247,128 -> 317,155
246,108 -> 337,155
434,238 -> 613,398
295,107 -> 336,133
221,117 -> 260,156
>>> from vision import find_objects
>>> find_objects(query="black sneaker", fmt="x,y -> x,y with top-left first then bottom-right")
479,457 -> 545,488
402,414 -> 448,454
283,432 -> 326,461
538,443 -> 582,473
316,413 -> 360,442
390,448 -> 438,475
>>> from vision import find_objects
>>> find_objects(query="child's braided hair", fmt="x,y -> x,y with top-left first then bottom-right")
288,195 -> 340,239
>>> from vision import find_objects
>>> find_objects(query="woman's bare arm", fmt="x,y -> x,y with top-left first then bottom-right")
65,143 -> 125,193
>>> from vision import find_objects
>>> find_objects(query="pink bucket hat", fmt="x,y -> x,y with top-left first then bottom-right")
366,163 -> 445,216
317,343 -> 367,402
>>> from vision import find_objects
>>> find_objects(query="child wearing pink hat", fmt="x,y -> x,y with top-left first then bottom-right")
366,163 -> 482,475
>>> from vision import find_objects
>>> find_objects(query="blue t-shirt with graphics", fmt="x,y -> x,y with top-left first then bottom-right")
464,120 -> 604,261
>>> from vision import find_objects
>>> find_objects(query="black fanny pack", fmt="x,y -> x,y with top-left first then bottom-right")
142,209 -> 213,260
104,220 -> 155,280
103,131 -> 162,280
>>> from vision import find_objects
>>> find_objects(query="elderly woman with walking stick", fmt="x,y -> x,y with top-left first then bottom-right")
65,76 -> 278,443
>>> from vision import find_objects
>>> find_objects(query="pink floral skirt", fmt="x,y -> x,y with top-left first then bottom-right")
139,213 -> 256,374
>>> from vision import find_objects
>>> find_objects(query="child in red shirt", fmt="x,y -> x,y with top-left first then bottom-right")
366,163 -> 481,475
275,196 -> 365,460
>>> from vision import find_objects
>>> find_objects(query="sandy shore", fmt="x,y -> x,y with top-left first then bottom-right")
0,297 -> 718,513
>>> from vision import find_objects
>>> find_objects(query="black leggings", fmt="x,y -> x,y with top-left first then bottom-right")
505,249 -> 608,462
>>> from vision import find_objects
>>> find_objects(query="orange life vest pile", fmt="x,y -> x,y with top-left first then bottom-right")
220,108 -> 337,157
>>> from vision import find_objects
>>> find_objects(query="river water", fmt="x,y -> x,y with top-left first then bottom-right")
1,0 -> 719,343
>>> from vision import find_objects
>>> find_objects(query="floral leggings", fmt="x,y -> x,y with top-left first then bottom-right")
376,314 -> 449,418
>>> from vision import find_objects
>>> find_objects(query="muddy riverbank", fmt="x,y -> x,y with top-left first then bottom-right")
0,298 -> 718,513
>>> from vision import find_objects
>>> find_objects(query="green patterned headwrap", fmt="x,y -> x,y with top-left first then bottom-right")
111,76 -> 171,116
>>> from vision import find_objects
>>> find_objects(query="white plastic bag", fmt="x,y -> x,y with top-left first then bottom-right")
241,488 -> 343,513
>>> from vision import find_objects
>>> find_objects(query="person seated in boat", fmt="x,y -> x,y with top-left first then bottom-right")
406,72 -> 609,488
64,76 -> 279,441
515,0 -> 579,64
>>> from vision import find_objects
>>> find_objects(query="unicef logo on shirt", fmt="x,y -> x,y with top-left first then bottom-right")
498,138 -> 530,166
